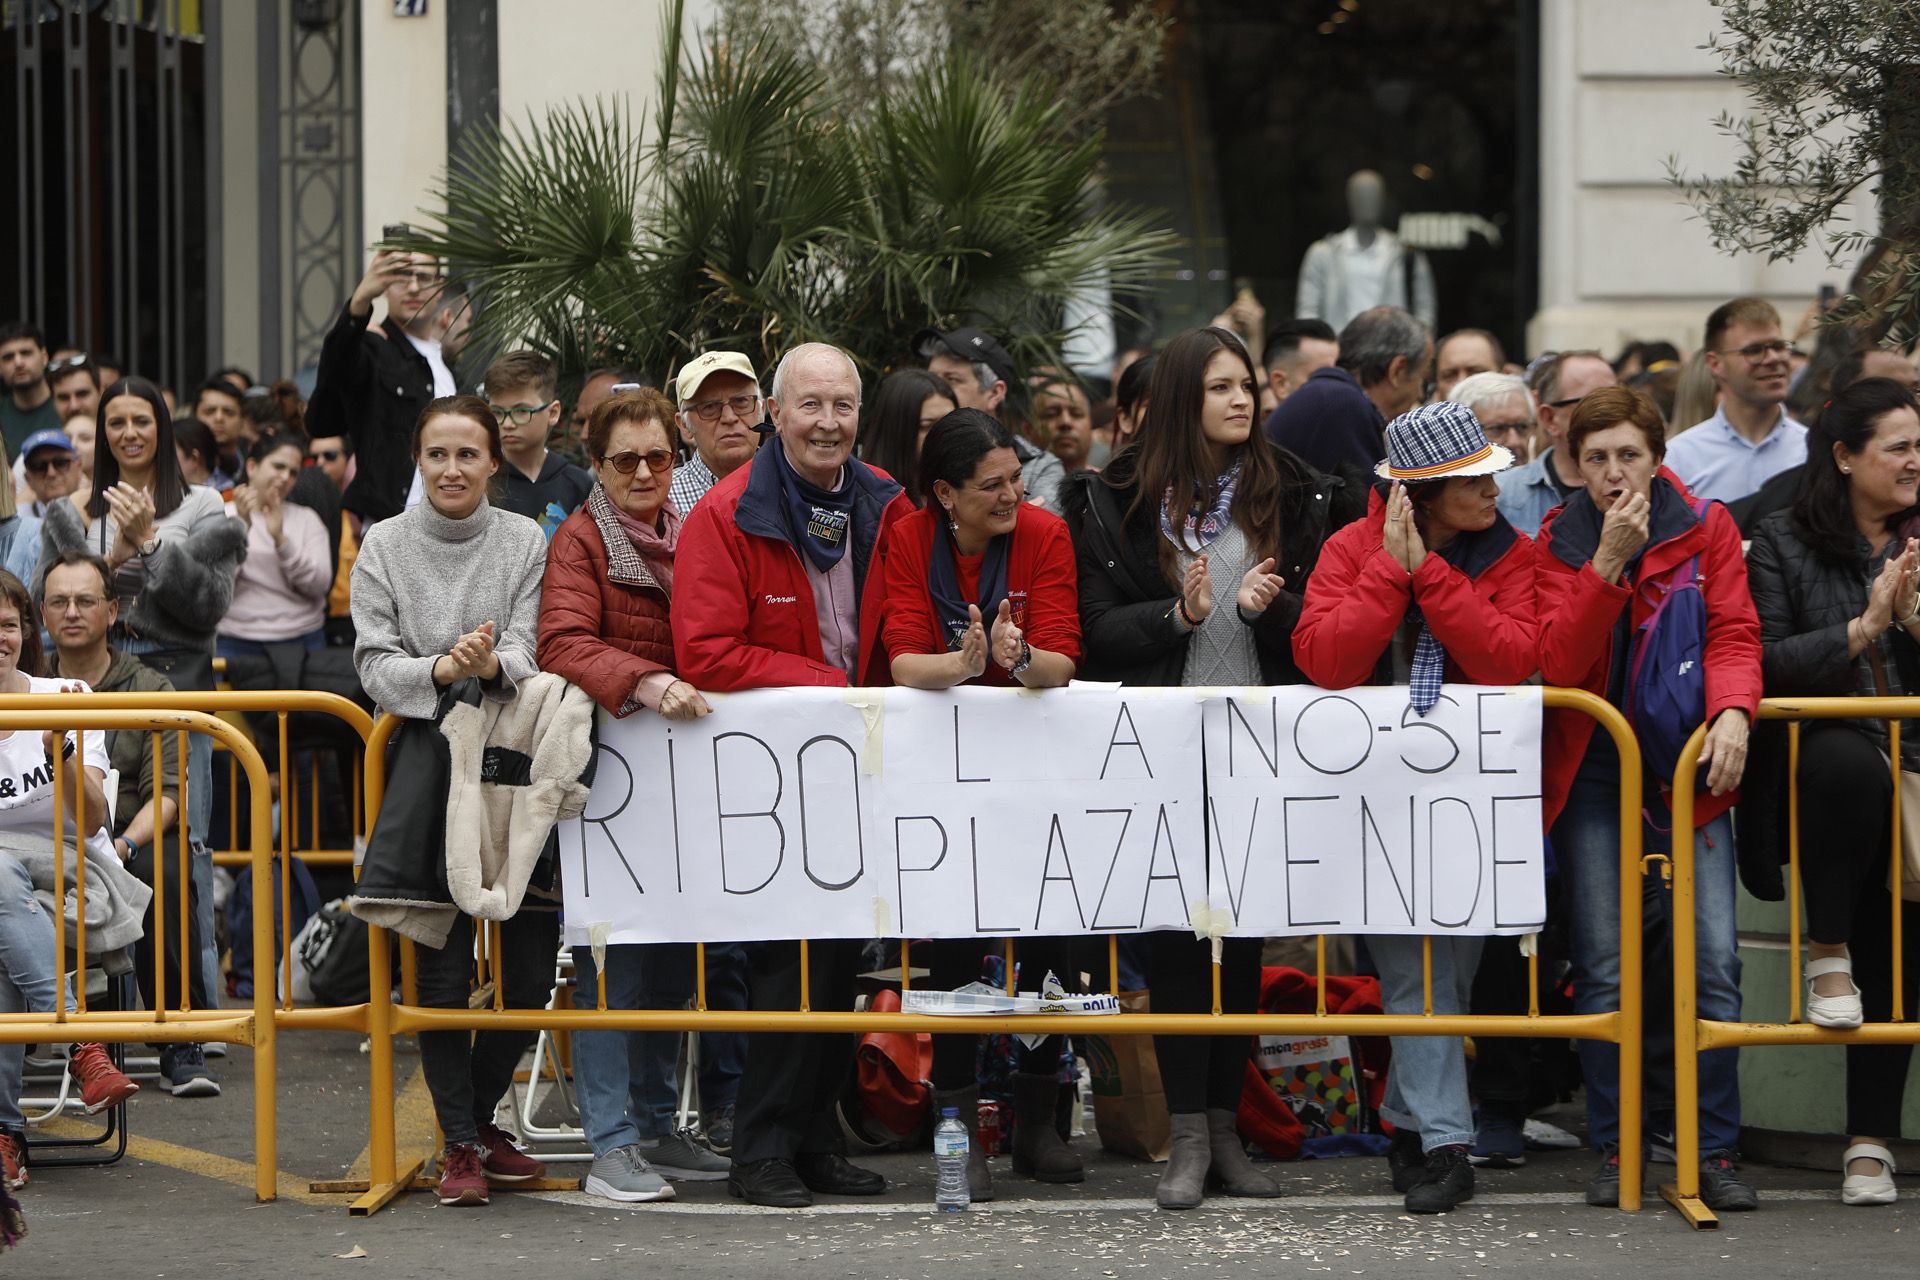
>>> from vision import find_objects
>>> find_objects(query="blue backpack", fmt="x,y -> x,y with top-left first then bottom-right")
1626,497 -> 1712,787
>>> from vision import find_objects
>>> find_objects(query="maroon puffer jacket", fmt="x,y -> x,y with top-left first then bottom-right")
538,491 -> 675,716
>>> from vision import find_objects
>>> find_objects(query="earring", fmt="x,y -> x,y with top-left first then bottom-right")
1842,466 -> 1852,474
943,504 -> 958,536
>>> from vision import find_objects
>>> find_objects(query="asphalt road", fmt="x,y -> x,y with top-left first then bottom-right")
13,1027 -> 1915,1278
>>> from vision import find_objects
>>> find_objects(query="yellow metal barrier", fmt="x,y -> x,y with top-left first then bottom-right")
343,689 -> 1648,1215
0,702 -> 279,1202
1664,695 -> 1920,1229
191,684 -> 373,870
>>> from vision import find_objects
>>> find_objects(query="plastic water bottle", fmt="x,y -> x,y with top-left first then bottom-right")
933,1106 -> 970,1212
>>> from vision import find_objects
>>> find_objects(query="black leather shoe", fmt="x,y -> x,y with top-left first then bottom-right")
728,1157 -> 813,1207
795,1151 -> 886,1196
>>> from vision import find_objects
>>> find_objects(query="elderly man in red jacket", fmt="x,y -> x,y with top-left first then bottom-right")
672,341 -> 914,1207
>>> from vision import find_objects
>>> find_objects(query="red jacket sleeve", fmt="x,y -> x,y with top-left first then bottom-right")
1292,516 -> 1414,689
1415,535 -> 1540,685
878,516 -> 943,661
672,498 -> 847,691
1021,514 -> 1082,666
1699,503 -> 1763,721
536,523 -> 669,716
1535,533 -> 1630,689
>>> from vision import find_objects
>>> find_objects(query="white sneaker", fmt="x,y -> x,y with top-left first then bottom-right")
1806,956 -> 1864,1029
1841,1143 -> 1897,1206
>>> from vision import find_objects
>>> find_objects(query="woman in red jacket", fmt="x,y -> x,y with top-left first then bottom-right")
537,387 -> 733,1205
1534,385 -> 1762,1213
872,408 -> 1081,1200
1294,400 -> 1538,1215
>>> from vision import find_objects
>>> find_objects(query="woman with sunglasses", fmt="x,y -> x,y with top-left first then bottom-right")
536,387 -> 730,1203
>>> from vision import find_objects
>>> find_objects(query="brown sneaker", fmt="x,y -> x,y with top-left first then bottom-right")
0,1132 -> 23,1190
437,1143 -> 489,1206
69,1044 -> 139,1114
476,1122 -> 544,1182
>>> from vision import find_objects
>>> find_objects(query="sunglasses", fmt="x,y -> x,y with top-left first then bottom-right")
25,454 -> 74,475
46,353 -> 90,376
600,449 -> 675,476
309,449 -> 342,464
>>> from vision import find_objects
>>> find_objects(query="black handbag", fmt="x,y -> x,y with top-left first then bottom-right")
134,645 -> 216,694
222,639 -> 374,760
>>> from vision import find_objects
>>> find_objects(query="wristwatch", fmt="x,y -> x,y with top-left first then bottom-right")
138,535 -> 161,557
1009,640 -> 1033,677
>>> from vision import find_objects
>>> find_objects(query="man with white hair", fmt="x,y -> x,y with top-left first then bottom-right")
1447,371 -> 1535,464
669,350 -> 765,513
1494,350 -> 1618,535
672,341 -> 915,1208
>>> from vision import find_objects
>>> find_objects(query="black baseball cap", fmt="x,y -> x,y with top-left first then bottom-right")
912,326 -> 1016,387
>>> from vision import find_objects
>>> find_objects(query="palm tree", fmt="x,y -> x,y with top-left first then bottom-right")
389,1 -> 1174,392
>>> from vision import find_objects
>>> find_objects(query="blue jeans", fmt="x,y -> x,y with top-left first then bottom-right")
1557,771 -> 1743,1155
569,942 -> 747,1154
1369,933 -> 1483,1151
0,855 -> 68,1131
118,637 -> 220,1004
214,630 -> 325,662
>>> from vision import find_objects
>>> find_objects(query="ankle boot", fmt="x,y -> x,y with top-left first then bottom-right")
1204,1108 -> 1282,1197
1010,1072 -> 1085,1184
932,1085 -> 993,1202
1156,1111 -> 1210,1210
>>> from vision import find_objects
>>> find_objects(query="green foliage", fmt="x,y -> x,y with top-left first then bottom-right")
715,0 -> 1166,142
1669,0 -> 1920,344
390,4 -> 1174,391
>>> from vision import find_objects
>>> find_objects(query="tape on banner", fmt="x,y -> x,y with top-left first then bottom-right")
872,896 -> 892,938
1519,932 -> 1538,958
842,690 -> 885,774
1188,898 -> 1236,965
589,921 -> 611,976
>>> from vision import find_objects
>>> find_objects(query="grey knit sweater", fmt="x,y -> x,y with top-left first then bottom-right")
350,499 -> 546,720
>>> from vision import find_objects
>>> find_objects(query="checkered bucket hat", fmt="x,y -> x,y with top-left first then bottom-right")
1375,400 -> 1515,482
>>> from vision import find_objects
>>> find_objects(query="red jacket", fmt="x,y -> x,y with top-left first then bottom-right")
1534,468 -> 1762,828
1293,490 -> 1538,689
873,503 -> 1081,686
537,491 -> 675,716
673,446 -> 916,690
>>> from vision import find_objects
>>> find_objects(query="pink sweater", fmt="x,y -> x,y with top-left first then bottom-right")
218,503 -> 333,641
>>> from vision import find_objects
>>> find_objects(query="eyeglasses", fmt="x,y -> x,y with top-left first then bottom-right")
309,448 -> 342,463
600,449 -> 676,476
399,270 -> 444,290
44,594 -> 104,614
684,393 -> 761,422
25,455 -> 73,475
1481,420 -> 1533,439
1719,338 -> 1792,362
491,400 -> 557,426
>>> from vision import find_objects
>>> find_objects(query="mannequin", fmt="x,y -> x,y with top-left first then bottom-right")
1296,170 -> 1436,331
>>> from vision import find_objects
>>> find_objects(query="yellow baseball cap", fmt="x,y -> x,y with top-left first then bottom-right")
670,351 -> 760,405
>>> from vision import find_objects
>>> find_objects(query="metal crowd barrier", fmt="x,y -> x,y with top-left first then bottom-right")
205,664 -> 367,870
1664,696 -> 1920,1230
345,688 -> 1653,1216
0,702 -> 279,1201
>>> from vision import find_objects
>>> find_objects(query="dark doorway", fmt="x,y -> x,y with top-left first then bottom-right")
1120,0 -> 1531,356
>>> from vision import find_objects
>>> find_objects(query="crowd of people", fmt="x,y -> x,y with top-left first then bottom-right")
0,252 -> 1916,1224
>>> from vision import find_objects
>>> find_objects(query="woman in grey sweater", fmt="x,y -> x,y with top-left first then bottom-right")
350,393 -> 551,1208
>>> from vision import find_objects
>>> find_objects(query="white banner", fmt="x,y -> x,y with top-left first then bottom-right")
557,686 -> 1205,946
556,683 -> 1545,945
1202,685 -> 1545,936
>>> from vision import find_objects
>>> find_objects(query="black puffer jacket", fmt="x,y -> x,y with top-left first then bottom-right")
1060,441 -> 1364,687
1738,507 -> 1920,898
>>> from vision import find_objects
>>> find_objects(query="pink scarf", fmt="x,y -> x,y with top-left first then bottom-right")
612,498 -> 681,594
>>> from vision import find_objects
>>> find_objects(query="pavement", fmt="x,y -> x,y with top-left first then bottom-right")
14,1026 -> 1918,1278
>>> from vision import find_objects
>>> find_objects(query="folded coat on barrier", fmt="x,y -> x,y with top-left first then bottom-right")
350,672 -> 596,948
